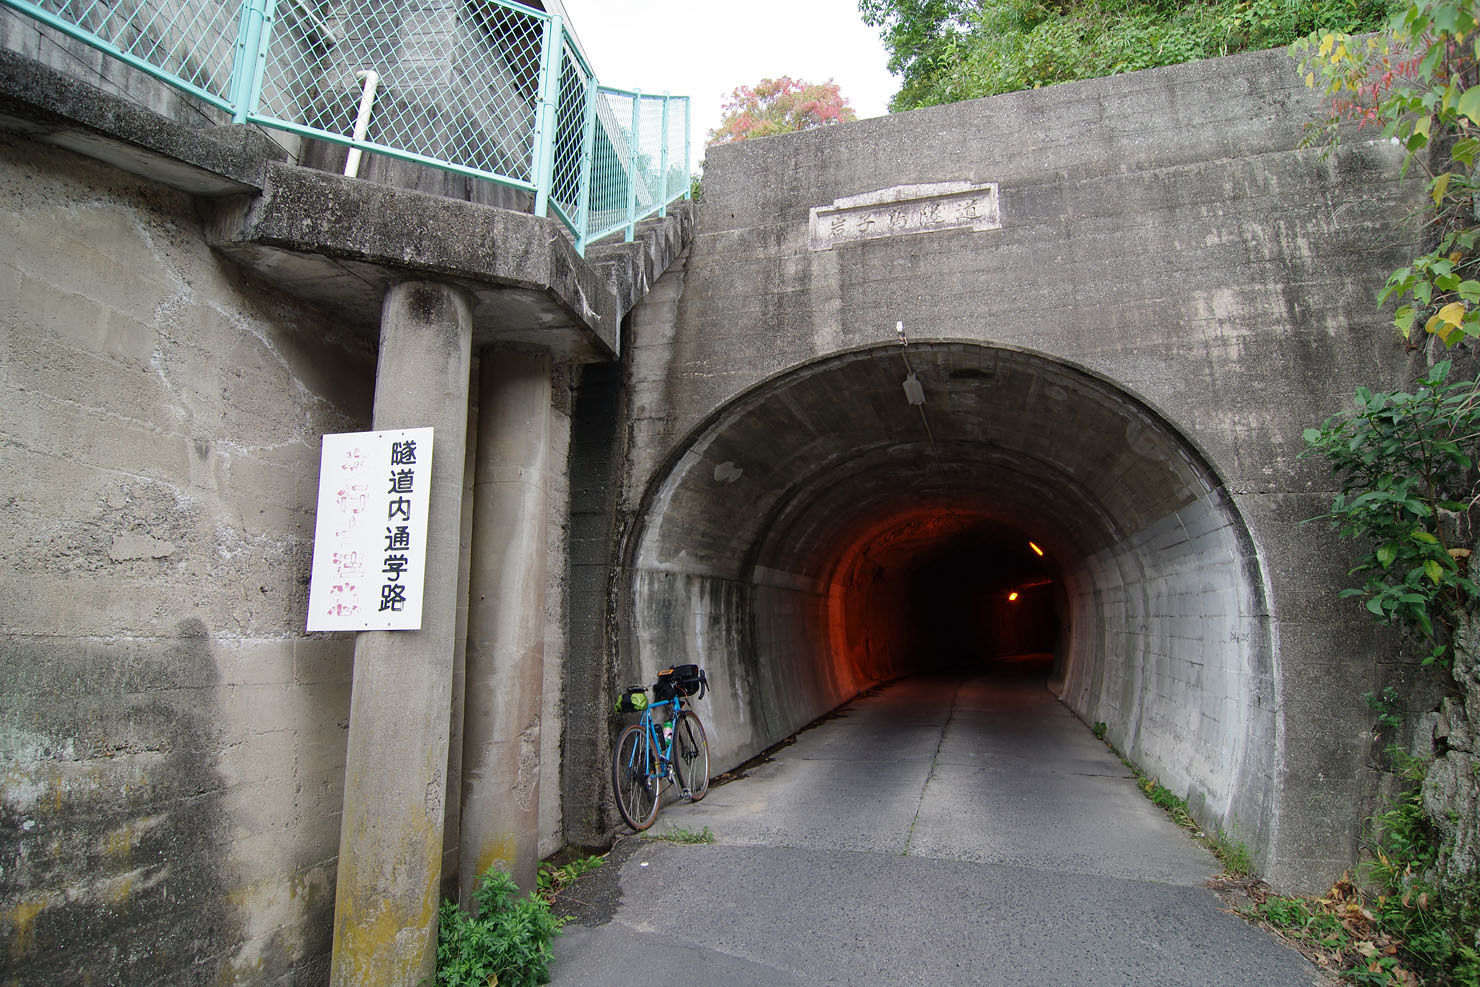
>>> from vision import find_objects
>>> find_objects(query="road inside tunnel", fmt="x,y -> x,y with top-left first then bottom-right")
626,342 -> 1277,865
553,671 -> 1321,986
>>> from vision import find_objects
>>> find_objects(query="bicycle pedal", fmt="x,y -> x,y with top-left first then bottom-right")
680,787 -> 692,800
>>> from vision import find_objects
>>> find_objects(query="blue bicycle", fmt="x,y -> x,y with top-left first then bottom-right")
612,664 -> 710,831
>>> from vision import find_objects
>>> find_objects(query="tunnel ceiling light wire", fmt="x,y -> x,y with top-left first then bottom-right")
896,322 -> 942,470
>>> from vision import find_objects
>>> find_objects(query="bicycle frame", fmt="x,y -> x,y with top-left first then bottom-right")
624,696 -> 682,788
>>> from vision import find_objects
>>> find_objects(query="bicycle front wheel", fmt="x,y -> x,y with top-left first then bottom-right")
613,724 -> 660,831
672,711 -> 710,802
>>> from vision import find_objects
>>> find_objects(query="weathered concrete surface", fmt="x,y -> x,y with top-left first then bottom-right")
0,134 -> 371,984
551,669 -> 1331,986
0,36 -> 693,981
461,349 -> 553,897
329,281 -> 473,986
0,49 -> 278,196
590,44 -> 1424,892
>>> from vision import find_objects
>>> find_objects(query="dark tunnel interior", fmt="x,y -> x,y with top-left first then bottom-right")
902,522 -> 1060,675
626,342 -> 1272,852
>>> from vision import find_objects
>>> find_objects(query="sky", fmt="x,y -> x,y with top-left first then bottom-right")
554,0 -> 899,173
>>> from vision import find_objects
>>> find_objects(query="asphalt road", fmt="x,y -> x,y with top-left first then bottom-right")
548,659 -> 1329,986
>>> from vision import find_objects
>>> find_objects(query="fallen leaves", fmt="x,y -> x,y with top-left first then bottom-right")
1217,874 -> 1424,987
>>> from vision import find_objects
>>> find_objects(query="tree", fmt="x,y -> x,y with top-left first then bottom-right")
859,0 -> 978,111
706,76 -> 858,145
860,0 -> 1396,111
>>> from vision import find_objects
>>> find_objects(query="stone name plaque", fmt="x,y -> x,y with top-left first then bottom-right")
809,181 -> 1001,251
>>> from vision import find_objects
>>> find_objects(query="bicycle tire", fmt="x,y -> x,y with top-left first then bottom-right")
612,723 -> 660,831
672,711 -> 710,802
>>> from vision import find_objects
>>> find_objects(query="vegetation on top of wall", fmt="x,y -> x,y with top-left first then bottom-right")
859,0 -> 1396,111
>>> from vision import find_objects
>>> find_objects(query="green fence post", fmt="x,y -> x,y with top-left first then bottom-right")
683,97 -> 692,200
574,79 -> 599,254
532,14 -> 564,219
625,90 -> 641,242
228,0 -> 276,123
659,92 -> 670,218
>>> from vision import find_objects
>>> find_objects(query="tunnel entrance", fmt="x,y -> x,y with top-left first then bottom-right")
624,341 -> 1277,852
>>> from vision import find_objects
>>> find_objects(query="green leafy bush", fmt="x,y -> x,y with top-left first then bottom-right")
437,868 -> 564,987
1302,361 -> 1480,667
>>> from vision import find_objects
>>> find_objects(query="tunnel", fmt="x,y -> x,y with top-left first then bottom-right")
622,341 -> 1279,853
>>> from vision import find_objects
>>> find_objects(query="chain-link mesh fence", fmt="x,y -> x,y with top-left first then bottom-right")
2,0 -> 690,254
11,0 -> 242,108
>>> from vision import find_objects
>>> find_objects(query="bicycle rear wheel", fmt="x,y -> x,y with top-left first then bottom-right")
613,724 -> 660,830
672,711 -> 710,802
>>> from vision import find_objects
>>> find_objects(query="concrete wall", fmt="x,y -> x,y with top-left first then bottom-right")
595,46 -> 1423,889
0,132 -> 581,981
0,138 -> 372,983
0,6 -> 684,975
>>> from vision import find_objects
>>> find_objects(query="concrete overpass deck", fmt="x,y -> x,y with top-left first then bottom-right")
551,660 -> 1330,986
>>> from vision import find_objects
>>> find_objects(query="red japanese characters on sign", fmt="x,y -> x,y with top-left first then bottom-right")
306,427 -> 434,632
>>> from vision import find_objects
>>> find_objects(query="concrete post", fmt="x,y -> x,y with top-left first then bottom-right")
459,349 -> 553,898
330,281 -> 473,987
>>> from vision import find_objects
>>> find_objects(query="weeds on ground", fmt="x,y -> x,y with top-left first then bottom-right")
436,867 -> 563,987
435,853 -> 607,987
1127,764 -> 1253,876
536,854 -> 605,903
648,824 -> 715,844
1088,723 -> 1251,876
1243,759 -> 1479,987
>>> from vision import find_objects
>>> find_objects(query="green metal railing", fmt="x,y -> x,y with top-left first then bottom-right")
2,0 -> 689,253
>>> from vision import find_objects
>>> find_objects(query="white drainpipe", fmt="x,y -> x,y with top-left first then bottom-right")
343,70 -> 380,178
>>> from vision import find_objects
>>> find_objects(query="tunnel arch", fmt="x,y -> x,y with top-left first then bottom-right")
622,340 -> 1280,846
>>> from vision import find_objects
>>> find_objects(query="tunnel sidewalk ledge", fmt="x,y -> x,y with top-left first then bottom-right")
0,48 -> 693,361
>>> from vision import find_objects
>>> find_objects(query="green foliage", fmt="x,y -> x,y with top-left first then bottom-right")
535,854 -> 605,902
861,0 -> 1395,110
1367,685 -> 1406,730
1247,758 -> 1480,986
436,868 -> 564,987
1293,0 -> 1480,346
1301,361 -> 1480,667
1251,894 -> 1350,949
1091,720 -> 1108,740
1362,775 -> 1480,986
1213,829 -> 1254,877
649,824 -> 716,844
860,0 -> 978,110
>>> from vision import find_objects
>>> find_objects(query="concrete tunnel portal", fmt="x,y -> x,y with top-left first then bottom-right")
624,341 -> 1280,855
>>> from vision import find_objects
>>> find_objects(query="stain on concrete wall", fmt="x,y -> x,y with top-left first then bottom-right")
0,139 -> 373,983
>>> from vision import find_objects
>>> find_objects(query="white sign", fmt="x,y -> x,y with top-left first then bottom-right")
306,427 -> 434,632
809,181 -> 1002,251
